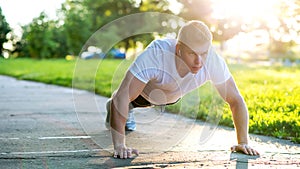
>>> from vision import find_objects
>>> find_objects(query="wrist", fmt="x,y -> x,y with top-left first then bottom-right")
111,128 -> 126,148
238,141 -> 248,145
237,135 -> 249,145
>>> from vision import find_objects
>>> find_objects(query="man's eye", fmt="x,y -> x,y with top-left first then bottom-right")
189,52 -> 197,56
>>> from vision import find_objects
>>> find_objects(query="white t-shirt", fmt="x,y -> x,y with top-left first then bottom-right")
129,39 -> 231,105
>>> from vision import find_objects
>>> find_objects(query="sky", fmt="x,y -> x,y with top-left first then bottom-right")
0,0 -> 65,36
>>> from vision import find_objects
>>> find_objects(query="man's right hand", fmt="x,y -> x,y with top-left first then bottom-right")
113,144 -> 139,159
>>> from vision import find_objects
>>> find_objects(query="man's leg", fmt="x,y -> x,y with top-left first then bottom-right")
125,95 -> 152,131
105,98 -> 136,131
105,98 -> 112,129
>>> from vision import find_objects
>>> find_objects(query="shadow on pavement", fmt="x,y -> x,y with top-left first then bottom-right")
230,152 -> 259,169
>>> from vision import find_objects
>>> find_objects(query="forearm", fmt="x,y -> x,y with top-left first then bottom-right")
230,98 -> 249,144
110,97 -> 129,148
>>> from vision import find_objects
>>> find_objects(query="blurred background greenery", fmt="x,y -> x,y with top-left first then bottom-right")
0,0 -> 300,63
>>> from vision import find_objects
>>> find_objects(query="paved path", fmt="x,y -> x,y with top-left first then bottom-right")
0,75 -> 299,168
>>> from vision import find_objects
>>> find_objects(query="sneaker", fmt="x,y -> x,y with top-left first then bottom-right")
105,99 -> 136,131
125,109 -> 136,131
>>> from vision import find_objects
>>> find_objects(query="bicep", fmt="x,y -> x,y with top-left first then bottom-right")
215,77 -> 243,105
114,71 -> 146,102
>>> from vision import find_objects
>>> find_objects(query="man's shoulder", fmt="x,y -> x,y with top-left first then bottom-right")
153,38 -> 177,44
149,38 -> 177,48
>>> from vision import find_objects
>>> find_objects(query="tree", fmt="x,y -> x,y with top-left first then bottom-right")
18,0 -> 178,58
266,0 -> 300,56
238,0 -> 300,59
22,12 -> 60,58
178,0 -> 213,22
0,7 -> 11,56
210,19 -> 243,51
81,0 -> 173,54
60,0 -> 93,55
19,0 -> 91,58
178,0 -> 243,51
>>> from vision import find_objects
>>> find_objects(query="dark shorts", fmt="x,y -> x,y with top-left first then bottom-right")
130,95 -> 180,108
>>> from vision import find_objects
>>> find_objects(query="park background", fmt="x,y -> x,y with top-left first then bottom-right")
0,0 -> 299,143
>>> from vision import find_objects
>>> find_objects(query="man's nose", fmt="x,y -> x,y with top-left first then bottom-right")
195,55 -> 203,65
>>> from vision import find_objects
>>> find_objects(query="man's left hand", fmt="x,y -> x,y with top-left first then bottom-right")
231,143 -> 260,156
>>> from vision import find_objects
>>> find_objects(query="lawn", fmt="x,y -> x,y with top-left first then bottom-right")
0,58 -> 299,143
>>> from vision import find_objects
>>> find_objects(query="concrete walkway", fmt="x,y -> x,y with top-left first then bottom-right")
0,75 -> 299,168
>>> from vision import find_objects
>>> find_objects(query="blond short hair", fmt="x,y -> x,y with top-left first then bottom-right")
177,20 -> 212,51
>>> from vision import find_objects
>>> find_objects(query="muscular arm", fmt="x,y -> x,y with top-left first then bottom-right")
110,71 -> 146,158
215,77 -> 259,155
215,77 -> 249,144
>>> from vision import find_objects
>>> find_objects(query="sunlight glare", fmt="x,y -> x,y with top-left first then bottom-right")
211,0 -> 279,25
168,0 -> 183,15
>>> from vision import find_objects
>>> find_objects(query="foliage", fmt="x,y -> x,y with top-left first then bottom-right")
0,7 -> 11,56
232,65 -> 300,142
267,0 -> 300,54
81,0 -> 172,53
0,58 -> 299,143
178,0 -> 243,50
178,0 -> 300,54
17,0 -> 173,59
179,0 -> 213,21
3,0 -> 300,59
20,0 -> 94,58
167,64 -> 300,143
21,12 -> 65,58
60,0 -> 93,55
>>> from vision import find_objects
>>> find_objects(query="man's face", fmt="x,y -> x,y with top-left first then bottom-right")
178,42 -> 210,74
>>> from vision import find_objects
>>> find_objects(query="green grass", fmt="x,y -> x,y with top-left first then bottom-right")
0,58 -> 126,96
0,58 -> 299,143
232,65 -> 300,143
0,58 -> 76,87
